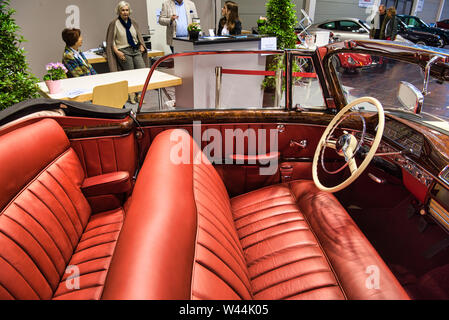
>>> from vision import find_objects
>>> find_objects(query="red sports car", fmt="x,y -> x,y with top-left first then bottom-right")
437,19 -> 449,30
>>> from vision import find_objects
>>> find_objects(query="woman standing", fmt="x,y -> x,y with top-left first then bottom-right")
380,7 -> 399,41
106,1 -> 149,103
217,1 -> 242,36
62,28 -> 97,77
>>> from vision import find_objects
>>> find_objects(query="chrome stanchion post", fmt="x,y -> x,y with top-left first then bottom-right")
215,66 -> 222,109
274,68 -> 282,108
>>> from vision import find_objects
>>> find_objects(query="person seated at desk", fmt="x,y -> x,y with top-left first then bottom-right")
62,28 -> 97,77
217,1 -> 242,36
106,1 -> 149,104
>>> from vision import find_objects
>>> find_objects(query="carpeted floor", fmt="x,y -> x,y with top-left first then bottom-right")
341,188 -> 449,299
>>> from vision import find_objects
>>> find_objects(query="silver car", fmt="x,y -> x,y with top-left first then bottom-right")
306,17 -> 409,42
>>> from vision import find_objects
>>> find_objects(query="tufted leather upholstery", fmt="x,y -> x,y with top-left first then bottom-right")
0,119 -> 124,300
103,129 -> 409,300
233,182 -> 411,299
0,121 -> 409,300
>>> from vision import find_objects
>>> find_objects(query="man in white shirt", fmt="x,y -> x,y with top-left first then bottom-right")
159,0 -> 198,52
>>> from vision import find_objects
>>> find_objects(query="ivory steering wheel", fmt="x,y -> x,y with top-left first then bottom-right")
312,96 -> 385,193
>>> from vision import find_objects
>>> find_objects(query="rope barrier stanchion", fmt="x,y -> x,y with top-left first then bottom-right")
220,69 -> 317,78
215,66 -> 222,109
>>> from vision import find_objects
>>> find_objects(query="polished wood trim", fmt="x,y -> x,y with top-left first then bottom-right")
62,117 -> 134,139
136,109 -> 376,131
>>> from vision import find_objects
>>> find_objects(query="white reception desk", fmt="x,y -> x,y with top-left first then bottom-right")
172,35 -> 269,109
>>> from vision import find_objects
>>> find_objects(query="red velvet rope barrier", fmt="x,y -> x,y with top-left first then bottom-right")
221,68 -> 317,78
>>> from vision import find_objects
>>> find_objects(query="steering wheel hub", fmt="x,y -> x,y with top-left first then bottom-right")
335,134 -> 352,155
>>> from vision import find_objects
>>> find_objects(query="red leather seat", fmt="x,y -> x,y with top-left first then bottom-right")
0,121 -> 409,299
102,129 -> 409,300
0,119 -> 125,300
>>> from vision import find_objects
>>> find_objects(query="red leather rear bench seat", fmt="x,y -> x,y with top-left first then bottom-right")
102,129 -> 409,300
0,119 -> 125,299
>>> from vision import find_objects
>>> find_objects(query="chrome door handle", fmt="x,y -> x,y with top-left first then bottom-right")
290,139 -> 307,149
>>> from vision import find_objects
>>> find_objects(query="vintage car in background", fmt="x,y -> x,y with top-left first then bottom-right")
1,40 -> 449,301
333,52 -> 371,72
305,16 -> 443,47
397,19 -> 445,47
398,14 -> 449,45
306,17 -> 409,42
436,18 -> 449,30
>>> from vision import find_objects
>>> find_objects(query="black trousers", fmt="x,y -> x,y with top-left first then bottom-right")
374,29 -> 381,39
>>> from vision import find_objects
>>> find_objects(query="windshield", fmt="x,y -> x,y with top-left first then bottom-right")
331,53 -> 449,132
138,50 -> 325,112
416,17 -> 429,27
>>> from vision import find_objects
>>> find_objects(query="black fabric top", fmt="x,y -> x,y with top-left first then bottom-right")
0,98 -> 130,126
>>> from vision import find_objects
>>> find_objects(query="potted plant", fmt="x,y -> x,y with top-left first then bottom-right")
257,17 -> 267,28
43,62 -> 68,94
187,22 -> 201,41
258,0 -> 299,104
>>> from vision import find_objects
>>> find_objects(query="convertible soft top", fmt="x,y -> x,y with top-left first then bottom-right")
0,98 -> 130,126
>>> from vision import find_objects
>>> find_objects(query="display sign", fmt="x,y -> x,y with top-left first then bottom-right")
359,0 -> 375,8
260,37 -> 277,51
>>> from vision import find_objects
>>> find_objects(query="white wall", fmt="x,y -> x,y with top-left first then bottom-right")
219,0 -> 305,30
146,0 -> 171,53
11,0 -> 148,78
415,0 -> 440,23
314,0 -> 375,23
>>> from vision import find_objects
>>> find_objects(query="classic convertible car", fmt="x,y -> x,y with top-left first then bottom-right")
1,40 -> 449,300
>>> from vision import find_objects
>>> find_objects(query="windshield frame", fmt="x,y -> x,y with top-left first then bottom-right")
320,40 -> 449,132
415,16 -> 430,28
137,49 -> 330,114
359,20 -> 371,31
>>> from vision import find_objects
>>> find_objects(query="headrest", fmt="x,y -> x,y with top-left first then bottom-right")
0,118 -> 70,211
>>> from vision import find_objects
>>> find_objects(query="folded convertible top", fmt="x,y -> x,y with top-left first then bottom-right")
0,98 -> 131,126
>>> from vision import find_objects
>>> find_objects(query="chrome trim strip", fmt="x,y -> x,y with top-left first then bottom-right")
438,165 -> 449,186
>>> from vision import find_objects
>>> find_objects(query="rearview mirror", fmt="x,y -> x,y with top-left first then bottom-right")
397,81 -> 424,114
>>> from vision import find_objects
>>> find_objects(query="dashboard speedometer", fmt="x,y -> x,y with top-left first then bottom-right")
383,118 -> 424,157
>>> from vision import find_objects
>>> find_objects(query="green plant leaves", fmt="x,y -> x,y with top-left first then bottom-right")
259,0 -> 298,50
259,0 -> 299,91
0,0 -> 40,110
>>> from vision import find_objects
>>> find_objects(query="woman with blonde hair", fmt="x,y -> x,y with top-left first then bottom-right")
217,1 -> 242,36
380,7 -> 399,41
106,1 -> 149,103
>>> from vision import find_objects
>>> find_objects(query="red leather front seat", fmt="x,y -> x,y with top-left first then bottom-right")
103,129 -> 409,300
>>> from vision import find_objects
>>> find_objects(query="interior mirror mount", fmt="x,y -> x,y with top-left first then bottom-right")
398,81 -> 424,114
